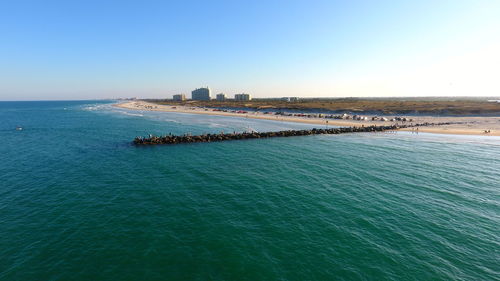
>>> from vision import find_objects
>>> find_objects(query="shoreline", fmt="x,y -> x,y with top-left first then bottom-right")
114,101 -> 500,136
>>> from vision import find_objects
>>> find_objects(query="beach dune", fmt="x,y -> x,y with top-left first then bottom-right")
115,101 -> 500,136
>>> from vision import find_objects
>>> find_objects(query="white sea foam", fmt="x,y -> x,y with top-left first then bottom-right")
81,103 -> 110,111
120,112 -> 144,117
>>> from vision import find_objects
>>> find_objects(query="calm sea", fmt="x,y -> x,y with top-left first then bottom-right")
1,100 -> 499,281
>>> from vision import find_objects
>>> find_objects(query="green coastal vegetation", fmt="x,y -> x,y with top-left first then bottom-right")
148,97 -> 500,116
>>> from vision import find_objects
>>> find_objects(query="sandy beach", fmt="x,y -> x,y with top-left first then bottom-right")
115,101 -> 500,136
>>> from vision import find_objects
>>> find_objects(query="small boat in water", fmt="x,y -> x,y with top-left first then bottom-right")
16,126 -> 23,131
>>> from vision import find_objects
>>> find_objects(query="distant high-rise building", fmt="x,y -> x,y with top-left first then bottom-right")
234,93 -> 252,101
216,93 -> 226,101
173,94 -> 186,101
191,87 -> 211,101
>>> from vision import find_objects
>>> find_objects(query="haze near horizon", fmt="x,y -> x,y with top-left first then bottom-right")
0,0 -> 499,101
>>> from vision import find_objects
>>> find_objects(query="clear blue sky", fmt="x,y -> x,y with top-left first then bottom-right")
1,0 -> 499,100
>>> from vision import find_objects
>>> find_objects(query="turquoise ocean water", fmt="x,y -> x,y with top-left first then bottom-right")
1,100 -> 499,280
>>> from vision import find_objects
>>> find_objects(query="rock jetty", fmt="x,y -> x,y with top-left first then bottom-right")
133,122 -> 455,145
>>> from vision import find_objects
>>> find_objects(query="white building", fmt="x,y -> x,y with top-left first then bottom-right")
191,87 -> 211,101
281,97 -> 300,102
234,93 -> 252,101
216,93 -> 226,101
173,94 -> 186,101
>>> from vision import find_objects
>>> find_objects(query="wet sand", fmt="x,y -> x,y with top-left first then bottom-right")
115,101 -> 500,136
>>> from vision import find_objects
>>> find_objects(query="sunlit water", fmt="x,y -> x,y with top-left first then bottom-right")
1,101 -> 499,280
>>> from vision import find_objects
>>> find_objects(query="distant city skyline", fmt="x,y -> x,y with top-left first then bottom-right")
0,0 -> 499,101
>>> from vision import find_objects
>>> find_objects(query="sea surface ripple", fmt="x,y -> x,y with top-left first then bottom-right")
0,101 -> 499,281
